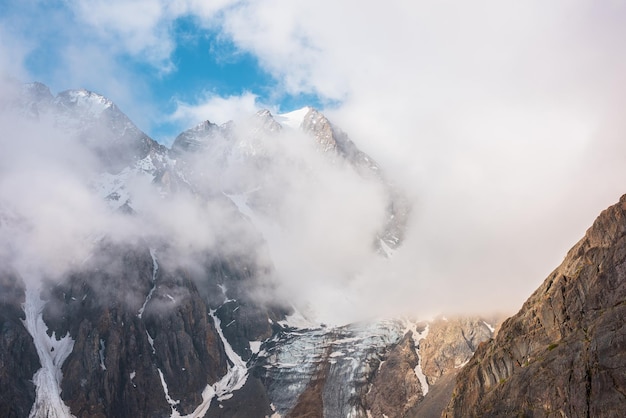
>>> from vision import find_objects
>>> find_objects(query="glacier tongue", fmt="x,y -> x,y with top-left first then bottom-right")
23,286 -> 75,418
258,319 -> 406,417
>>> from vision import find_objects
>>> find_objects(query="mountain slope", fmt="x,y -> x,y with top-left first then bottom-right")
0,81 -> 498,418
444,194 -> 626,417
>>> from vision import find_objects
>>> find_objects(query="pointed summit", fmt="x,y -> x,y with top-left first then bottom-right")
54,89 -> 114,116
171,120 -> 223,155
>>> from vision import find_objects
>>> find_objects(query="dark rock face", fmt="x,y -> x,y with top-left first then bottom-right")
205,377 -> 272,418
365,332 -> 423,418
444,194 -> 626,417
41,241 -> 230,417
406,371 -> 458,418
0,270 -> 40,418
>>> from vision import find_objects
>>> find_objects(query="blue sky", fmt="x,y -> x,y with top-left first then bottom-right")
2,0 -> 626,313
0,1 -> 329,143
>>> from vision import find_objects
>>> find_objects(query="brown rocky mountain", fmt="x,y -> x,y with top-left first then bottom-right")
444,194 -> 626,417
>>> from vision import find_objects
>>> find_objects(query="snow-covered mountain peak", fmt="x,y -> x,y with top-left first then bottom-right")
275,106 -> 313,130
54,89 -> 114,117
188,119 -> 220,136
251,109 -> 282,134
21,82 -> 54,103
170,119 -> 226,156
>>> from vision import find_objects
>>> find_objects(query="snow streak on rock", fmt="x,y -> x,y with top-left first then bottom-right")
482,320 -> 495,333
23,286 -> 75,418
158,368 -> 181,413
404,320 -> 430,396
161,310 -> 249,418
138,248 -> 158,318
210,311 -> 249,400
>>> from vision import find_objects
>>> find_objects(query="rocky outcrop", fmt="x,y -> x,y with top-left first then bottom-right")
366,332 -> 423,418
0,270 -> 40,418
420,317 -> 494,386
444,194 -> 626,417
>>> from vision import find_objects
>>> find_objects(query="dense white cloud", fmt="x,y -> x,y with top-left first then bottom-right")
170,91 -> 262,126
198,0 -> 626,316
3,0 -> 626,319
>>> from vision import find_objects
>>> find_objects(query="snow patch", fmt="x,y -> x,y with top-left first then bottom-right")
275,107 -> 311,130
379,239 -> 395,257
278,308 -> 317,329
224,193 -> 256,220
455,359 -> 470,369
211,311 -> 249,400
482,320 -> 495,333
99,339 -> 107,371
146,330 -> 156,354
250,341 -> 262,354
158,368 -> 181,415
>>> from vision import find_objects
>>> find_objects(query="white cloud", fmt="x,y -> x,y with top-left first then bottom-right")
202,0 -> 626,316
4,0 -> 626,319
170,91 -> 262,126
67,0 -> 241,72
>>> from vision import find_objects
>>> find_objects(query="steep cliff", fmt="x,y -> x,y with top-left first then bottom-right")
0,270 -> 40,417
444,194 -> 626,417
365,332 -> 423,418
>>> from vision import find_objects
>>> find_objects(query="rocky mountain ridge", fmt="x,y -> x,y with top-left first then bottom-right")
443,194 -> 626,417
